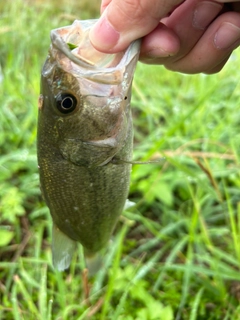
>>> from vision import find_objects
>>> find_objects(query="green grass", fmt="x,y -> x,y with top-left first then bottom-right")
1,0 -> 240,319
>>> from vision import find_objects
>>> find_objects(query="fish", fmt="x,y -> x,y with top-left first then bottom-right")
37,20 -> 140,274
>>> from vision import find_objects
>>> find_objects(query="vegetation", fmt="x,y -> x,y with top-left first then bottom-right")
1,0 -> 240,319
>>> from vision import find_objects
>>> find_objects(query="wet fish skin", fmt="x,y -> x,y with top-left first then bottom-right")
37,20 -> 140,271
38,82 -> 133,253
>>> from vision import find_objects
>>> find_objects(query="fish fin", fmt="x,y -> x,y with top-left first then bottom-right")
124,199 -> 136,210
52,223 -> 77,271
85,252 -> 103,276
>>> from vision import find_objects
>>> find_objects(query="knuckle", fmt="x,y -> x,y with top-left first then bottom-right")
115,0 -> 146,22
112,0 -> 166,23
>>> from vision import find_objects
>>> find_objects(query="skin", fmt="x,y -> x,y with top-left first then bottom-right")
38,65 -> 133,253
38,22 -> 140,259
89,0 -> 240,74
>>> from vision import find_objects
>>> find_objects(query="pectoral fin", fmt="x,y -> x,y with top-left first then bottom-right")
85,252 -> 103,276
124,199 -> 135,210
52,223 -> 77,271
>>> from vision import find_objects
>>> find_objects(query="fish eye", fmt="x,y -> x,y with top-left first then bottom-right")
56,93 -> 77,114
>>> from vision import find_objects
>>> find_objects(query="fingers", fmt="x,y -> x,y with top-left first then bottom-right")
140,0 -> 223,62
167,13 -> 240,73
90,0 -> 240,74
217,0 -> 240,2
140,23 -> 181,57
140,1 -> 240,73
89,0 -> 184,52
100,0 -> 112,13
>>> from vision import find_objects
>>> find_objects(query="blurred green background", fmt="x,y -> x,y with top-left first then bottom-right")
1,1 -> 240,319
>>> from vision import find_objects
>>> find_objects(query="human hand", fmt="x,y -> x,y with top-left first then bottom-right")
142,0 -> 240,73
89,0 -> 183,53
89,0 -> 240,74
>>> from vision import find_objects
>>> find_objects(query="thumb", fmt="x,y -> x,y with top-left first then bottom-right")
89,0 -> 184,52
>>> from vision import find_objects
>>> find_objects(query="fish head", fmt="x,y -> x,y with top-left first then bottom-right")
39,20 -> 140,166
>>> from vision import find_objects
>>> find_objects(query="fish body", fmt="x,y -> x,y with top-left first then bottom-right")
37,20 -> 140,272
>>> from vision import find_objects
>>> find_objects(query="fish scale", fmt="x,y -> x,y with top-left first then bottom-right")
37,19 -> 140,273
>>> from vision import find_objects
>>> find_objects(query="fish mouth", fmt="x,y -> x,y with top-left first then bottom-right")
50,20 -> 141,85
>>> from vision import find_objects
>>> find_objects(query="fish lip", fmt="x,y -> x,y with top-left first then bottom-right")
50,20 -> 141,85
51,31 -> 96,70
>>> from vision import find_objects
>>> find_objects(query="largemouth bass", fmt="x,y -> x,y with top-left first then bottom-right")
37,20 -> 140,273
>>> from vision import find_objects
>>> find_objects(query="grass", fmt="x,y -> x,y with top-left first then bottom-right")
1,0 -> 240,319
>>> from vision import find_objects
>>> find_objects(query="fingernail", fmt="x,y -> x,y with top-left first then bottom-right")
214,22 -> 240,50
193,1 -> 222,30
145,47 -> 176,58
89,14 -> 120,51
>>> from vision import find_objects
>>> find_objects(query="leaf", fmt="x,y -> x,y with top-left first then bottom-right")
138,179 -> 173,206
0,187 -> 25,223
0,229 -> 14,246
67,42 -> 78,50
152,181 -> 173,206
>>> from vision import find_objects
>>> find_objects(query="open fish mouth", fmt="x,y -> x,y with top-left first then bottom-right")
50,20 -> 141,85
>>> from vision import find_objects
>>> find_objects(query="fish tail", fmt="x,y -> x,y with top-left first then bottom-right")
52,223 -> 77,271
85,252 -> 103,276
